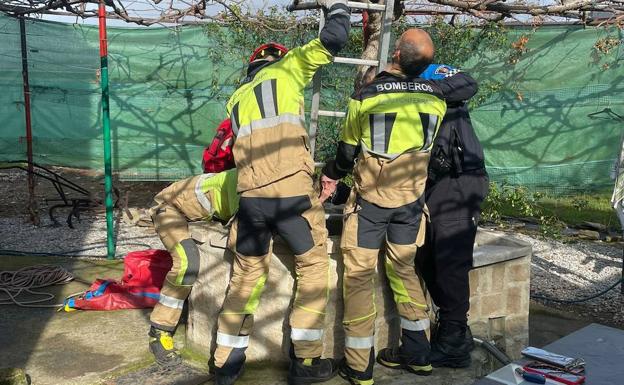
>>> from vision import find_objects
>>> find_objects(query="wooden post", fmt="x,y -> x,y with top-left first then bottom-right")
19,17 -> 39,226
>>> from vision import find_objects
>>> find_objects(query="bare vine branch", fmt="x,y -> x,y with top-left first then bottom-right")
2,0 -> 623,26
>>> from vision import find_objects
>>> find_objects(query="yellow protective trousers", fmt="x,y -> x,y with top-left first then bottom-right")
341,192 -> 430,374
149,175 -> 211,331
214,181 -> 330,372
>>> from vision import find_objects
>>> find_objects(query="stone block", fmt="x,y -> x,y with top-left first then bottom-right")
473,230 -> 532,268
478,294 -> 507,319
489,264 -> 506,293
506,285 -> 527,315
468,320 -> 489,339
468,297 -> 478,319
468,269 -> 480,297
503,314 -> 530,359
505,260 -> 530,283
476,267 -> 491,293
577,229 -> 600,240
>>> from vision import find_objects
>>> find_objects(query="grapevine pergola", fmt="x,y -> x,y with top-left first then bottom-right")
1,0 -> 623,26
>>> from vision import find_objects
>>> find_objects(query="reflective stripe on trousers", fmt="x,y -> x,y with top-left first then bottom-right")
217,332 -> 250,349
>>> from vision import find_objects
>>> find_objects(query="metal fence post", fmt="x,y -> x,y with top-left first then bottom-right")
98,1 -> 115,259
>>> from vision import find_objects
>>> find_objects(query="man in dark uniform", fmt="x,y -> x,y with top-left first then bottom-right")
416,63 -> 489,368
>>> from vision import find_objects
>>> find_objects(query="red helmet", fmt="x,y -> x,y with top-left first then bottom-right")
249,42 -> 289,63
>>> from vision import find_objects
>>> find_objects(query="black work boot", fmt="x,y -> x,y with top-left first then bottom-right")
148,326 -> 182,368
338,358 -> 374,385
376,347 -> 432,376
430,320 -> 475,368
287,357 -> 338,385
376,327 -> 432,376
214,348 -> 246,385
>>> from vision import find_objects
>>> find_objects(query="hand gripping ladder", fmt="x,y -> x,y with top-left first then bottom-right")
288,1 -> 395,161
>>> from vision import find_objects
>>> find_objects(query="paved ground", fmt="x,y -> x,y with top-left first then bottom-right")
112,364 -> 211,385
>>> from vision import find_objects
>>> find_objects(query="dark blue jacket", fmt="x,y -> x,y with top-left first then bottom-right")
421,64 -> 486,175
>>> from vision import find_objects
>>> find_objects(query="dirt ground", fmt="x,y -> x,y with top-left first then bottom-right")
0,166 -> 167,220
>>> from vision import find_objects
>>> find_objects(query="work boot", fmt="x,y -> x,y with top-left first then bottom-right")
430,320 -> 475,368
148,326 -> 182,368
287,357 -> 338,385
338,359 -> 374,385
214,348 -> 246,385
214,367 -> 244,385
376,347 -> 433,376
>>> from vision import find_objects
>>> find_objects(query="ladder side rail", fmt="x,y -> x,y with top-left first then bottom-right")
308,11 -> 326,159
377,0 -> 395,72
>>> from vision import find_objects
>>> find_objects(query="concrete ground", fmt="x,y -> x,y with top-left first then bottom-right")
0,255 -> 159,385
0,255 -> 596,385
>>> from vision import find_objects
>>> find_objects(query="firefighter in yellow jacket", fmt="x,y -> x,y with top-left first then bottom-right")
321,29 -> 447,384
147,169 -> 239,367
212,1 -> 351,384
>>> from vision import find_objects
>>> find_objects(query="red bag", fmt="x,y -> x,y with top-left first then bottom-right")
62,249 -> 173,311
122,249 -> 172,288
202,118 -> 235,173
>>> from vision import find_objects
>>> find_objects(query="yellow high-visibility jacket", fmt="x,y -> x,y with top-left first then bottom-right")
226,3 -> 351,194
325,71 -> 448,208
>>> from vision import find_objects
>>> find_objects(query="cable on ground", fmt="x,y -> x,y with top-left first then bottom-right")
531,278 -> 623,304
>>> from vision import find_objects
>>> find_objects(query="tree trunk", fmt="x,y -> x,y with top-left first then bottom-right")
354,0 -> 403,91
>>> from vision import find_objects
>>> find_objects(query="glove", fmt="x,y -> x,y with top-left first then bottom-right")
317,0 -> 347,10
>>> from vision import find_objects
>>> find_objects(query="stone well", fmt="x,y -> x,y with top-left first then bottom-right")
185,222 -> 532,364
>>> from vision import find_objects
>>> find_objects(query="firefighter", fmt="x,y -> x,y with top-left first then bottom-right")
416,63 -> 487,368
321,29 -> 449,384
212,1 -> 351,384
147,168 -> 239,368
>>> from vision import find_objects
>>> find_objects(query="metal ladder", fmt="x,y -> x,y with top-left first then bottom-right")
288,1 -> 395,160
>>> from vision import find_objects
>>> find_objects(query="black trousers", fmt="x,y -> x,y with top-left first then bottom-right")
236,195 -> 316,256
416,172 -> 489,323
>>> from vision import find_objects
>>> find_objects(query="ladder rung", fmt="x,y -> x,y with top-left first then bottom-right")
288,1 -> 387,12
346,1 -> 386,11
318,110 -> 346,118
334,57 -> 379,66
